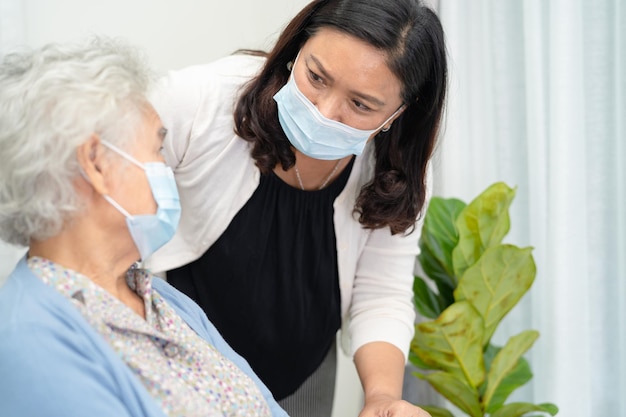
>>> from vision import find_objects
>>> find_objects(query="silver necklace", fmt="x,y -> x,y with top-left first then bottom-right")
294,159 -> 343,190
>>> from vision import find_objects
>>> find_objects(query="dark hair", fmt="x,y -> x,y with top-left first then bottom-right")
234,0 -> 447,234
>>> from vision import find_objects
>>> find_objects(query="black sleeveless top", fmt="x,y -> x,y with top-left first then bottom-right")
167,157 -> 355,400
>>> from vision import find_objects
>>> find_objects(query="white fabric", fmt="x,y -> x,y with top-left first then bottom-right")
435,1 -> 625,416
0,0 -> 27,286
144,54 -> 419,359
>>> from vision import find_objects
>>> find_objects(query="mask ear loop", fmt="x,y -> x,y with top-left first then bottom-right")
102,194 -> 134,219
382,95 -> 418,132
100,140 -> 145,170
83,140 -> 143,219
380,104 -> 407,133
78,162 -> 135,220
78,162 -> 135,219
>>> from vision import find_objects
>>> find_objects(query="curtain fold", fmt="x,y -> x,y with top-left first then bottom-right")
428,0 -> 625,416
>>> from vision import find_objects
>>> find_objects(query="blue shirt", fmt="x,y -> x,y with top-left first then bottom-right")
0,257 -> 288,417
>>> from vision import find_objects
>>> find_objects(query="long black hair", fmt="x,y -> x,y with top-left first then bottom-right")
234,0 -> 447,234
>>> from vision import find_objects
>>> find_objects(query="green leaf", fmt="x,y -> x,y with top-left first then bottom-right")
412,302 -> 485,388
452,182 -> 516,278
414,371 -> 482,417
478,343 -> 501,397
409,349 -> 431,370
415,405 -> 455,417
490,402 -> 559,417
420,251 -> 456,308
483,343 -> 500,372
487,357 -> 534,413
454,245 -> 536,344
413,276 -> 443,319
419,197 -> 466,291
483,330 -> 539,411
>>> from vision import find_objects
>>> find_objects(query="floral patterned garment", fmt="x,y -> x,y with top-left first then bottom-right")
27,256 -> 271,417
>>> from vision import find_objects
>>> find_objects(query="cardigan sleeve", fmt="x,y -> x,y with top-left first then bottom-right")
0,323 -> 144,417
348,225 -> 420,360
345,164 -> 432,359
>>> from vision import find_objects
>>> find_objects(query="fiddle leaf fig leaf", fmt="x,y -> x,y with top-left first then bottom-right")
483,330 -> 539,411
482,343 -> 500,373
418,251 -> 456,307
414,371 -> 482,417
452,182 -> 515,278
413,276 -> 443,319
490,402 -> 559,417
454,245 -> 536,345
409,349 -> 431,370
412,301 -> 485,388
485,355 -> 534,413
418,197 -> 466,291
415,405 -> 455,417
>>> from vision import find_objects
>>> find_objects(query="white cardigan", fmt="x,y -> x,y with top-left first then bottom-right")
145,54 -> 420,359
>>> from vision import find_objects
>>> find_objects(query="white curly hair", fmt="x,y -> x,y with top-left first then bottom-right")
0,37 -> 154,246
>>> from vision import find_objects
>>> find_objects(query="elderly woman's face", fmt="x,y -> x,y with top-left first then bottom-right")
107,107 -> 167,217
293,27 -> 404,134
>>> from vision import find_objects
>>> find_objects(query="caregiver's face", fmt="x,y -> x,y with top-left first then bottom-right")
292,27 -> 405,136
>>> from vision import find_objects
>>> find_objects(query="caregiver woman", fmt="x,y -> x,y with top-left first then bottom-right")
146,1 -> 447,416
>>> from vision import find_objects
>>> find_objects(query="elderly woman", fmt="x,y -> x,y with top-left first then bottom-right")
0,38 -> 287,417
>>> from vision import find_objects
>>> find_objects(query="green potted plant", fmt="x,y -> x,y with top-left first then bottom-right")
409,182 -> 558,417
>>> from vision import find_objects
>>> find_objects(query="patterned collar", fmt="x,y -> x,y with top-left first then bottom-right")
26,256 -> 163,337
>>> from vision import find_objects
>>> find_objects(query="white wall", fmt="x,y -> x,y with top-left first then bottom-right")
0,0 -> 363,415
19,0 -> 308,72
0,242 -> 26,286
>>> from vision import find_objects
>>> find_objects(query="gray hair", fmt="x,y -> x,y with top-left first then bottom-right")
0,37 -> 153,246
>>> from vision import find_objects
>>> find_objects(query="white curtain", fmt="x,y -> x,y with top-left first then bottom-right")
0,0 -> 27,285
425,1 -> 625,416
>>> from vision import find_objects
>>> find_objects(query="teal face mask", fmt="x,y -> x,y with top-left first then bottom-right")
273,66 -> 404,160
100,140 -> 181,261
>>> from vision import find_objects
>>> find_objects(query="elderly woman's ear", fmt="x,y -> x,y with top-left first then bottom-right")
76,135 -> 109,196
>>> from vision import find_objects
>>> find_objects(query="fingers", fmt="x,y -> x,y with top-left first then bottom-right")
359,399 -> 432,417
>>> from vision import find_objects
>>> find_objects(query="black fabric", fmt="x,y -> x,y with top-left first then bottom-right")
278,341 -> 337,417
167,157 -> 354,400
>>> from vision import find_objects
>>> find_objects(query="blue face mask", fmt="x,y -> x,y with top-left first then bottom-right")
100,140 -> 181,261
273,66 -> 405,160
